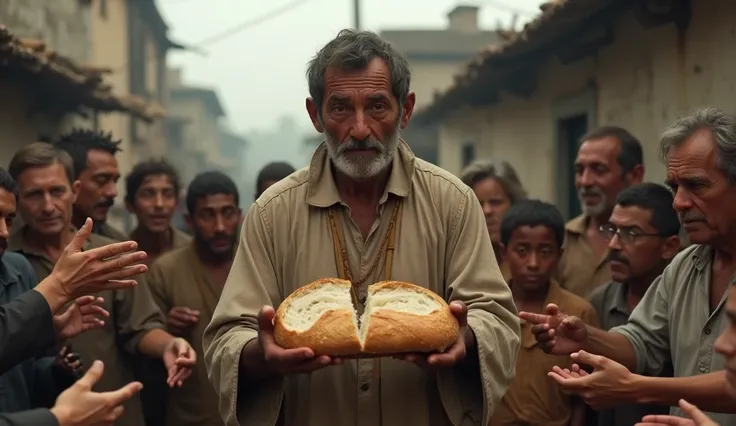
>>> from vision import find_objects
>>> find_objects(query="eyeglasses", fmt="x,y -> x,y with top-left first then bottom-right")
598,225 -> 662,245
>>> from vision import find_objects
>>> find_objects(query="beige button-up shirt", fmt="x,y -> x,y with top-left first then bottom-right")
557,215 -> 611,298
203,141 -> 520,426
612,244 -> 736,424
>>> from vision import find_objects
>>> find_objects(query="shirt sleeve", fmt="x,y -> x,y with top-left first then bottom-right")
146,262 -> 171,318
113,273 -> 167,355
610,271 -> 672,375
0,409 -> 59,426
203,204 -> 284,426
437,188 -> 521,426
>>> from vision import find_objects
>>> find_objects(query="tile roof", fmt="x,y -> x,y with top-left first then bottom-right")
414,0 -> 628,123
0,25 -> 165,122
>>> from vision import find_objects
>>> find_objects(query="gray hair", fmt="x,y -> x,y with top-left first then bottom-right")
460,160 -> 527,204
306,29 -> 411,117
660,107 -> 736,185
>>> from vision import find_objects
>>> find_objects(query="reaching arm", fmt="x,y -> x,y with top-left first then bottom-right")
0,290 -> 58,375
632,371 -> 736,413
582,327 -> 639,371
0,409 -> 58,426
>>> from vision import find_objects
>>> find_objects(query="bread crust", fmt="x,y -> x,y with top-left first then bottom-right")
361,281 -> 459,354
274,278 -> 362,356
274,278 -> 459,357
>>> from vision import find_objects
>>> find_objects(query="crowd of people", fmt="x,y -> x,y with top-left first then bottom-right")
1,28 -> 736,426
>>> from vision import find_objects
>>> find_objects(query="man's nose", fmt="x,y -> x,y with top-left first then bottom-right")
0,219 -> 8,239
349,111 -> 371,141
578,169 -> 596,188
527,253 -> 539,269
104,183 -> 118,199
608,233 -> 622,250
672,187 -> 692,212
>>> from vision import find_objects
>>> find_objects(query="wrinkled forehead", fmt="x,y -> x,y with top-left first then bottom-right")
576,138 -> 621,166
610,205 -> 653,230
323,58 -> 393,101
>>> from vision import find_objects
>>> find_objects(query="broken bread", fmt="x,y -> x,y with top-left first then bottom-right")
274,278 -> 459,356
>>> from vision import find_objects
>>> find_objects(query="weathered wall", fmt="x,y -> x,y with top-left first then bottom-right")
438,0 -> 736,213
0,0 -> 91,63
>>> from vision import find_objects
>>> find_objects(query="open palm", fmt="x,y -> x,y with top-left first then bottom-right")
54,296 -> 109,340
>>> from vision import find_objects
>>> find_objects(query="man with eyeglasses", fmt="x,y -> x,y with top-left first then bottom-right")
585,183 -> 680,426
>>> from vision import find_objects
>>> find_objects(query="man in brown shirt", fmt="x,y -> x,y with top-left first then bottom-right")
7,142 -> 197,426
125,158 -> 191,265
255,161 -> 295,200
557,126 -> 645,298
491,200 -> 598,426
53,129 -> 128,242
203,30 -> 520,426
148,171 -> 242,426
124,158 -> 192,426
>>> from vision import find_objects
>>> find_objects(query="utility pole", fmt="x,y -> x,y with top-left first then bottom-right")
353,0 -> 361,30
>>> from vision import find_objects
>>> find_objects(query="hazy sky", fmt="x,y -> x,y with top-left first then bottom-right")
158,0 -> 546,134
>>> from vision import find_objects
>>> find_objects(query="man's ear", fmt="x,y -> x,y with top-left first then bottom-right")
661,234 -> 681,261
306,98 -> 324,133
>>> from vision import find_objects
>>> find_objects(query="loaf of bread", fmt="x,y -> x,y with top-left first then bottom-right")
273,278 -> 459,356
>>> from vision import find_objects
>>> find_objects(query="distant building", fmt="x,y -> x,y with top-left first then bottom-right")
380,5 -> 502,164
167,68 -> 230,186
417,0 -> 735,221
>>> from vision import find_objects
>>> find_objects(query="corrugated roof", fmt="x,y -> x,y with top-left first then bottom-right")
381,29 -> 501,56
0,25 -> 165,122
414,0 -> 630,123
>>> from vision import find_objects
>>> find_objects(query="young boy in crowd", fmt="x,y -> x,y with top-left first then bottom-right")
490,199 -> 600,426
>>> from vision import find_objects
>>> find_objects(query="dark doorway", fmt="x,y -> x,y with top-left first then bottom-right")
557,114 -> 588,220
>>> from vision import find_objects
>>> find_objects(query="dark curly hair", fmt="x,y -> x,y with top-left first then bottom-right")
53,129 -> 122,179
125,159 -> 181,206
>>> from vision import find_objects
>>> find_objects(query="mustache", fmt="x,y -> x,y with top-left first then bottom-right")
578,186 -> 603,197
335,137 -> 385,154
95,198 -> 114,209
606,251 -> 629,265
679,210 -> 706,223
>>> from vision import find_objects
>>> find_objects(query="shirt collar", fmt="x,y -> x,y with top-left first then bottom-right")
305,139 -> 415,208
565,214 -> 588,235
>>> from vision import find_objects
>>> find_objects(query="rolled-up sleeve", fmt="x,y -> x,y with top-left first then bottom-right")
203,204 -> 284,426
610,272 -> 671,376
438,188 -> 521,426
114,273 -> 167,355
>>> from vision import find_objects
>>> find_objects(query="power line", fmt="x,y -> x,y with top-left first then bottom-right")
195,0 -> 314,46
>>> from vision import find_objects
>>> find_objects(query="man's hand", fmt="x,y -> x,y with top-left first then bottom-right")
50,360 -> 143,426
548,350 -> 637,409
258,306 -> 342,375
54,296 -> 109,340
519,303 -> 588,355
394,301 -> 471,369
45,218 -> 148,302
636,399 -> 718,426
162,338 -> 196,388
166,307 -> 200,336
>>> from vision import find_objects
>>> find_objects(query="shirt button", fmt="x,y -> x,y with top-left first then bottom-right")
361,383 -> 370,391
704,328 -> 711,335
699,364 -> 708,373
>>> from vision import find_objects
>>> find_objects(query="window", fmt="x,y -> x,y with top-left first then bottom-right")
461,142 -> 476,167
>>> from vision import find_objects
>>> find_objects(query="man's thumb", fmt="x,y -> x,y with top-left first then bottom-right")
76,360 -> 104,389
545,303 -> 560,316
257,306 -> 276,331
70,218 -> 93,252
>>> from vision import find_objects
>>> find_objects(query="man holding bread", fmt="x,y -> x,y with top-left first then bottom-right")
203,29 -> 521,426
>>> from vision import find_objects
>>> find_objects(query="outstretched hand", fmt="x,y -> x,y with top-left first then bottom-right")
54,296 -> 109,340
50,218 -> 148,300
548,350 -> 636,410
636,399 -> 717,426
518,303 -> 587,355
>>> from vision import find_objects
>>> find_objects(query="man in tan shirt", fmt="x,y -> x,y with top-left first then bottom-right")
148,171 -> 242,426
203,29 -> 520,426
557,126 -> 644,297
7,142 -> 197,426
